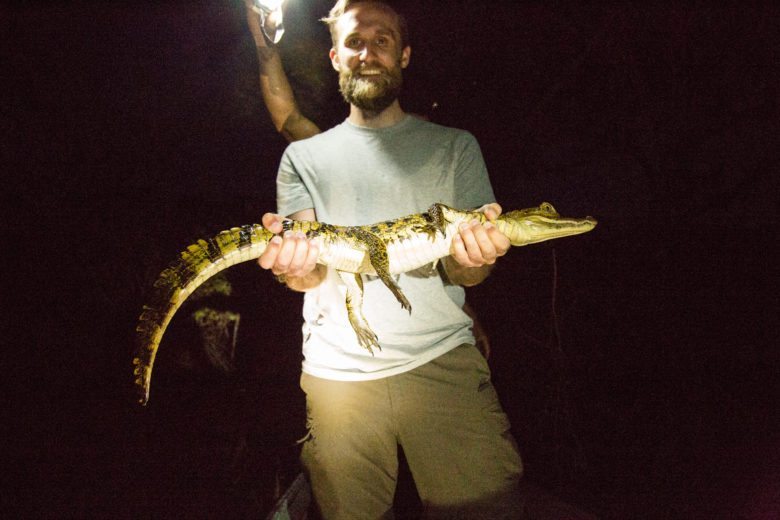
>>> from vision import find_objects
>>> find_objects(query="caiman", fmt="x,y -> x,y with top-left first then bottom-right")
133,202 -> 596,405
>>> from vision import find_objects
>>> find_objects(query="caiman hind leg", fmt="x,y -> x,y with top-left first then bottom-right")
338,271 -> 380,354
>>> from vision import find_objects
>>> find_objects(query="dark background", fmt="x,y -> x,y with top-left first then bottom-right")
2,1 -> 777,518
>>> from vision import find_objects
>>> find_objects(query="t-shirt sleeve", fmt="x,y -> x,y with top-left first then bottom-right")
276,145 -> 314,217
453,131 -> 496,210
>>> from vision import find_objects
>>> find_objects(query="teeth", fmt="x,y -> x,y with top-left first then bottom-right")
360,70 -> 381,75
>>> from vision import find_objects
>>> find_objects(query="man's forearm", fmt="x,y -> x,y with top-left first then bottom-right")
255,47 -> 320,141
256,47 -> 295,129
442,256 -> 494,287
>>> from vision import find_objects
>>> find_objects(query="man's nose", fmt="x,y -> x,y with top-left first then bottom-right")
359,43 -> 378,62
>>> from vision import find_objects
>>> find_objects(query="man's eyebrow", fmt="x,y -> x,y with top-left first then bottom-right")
343,26 -> 398,41
374,27 -> 399,39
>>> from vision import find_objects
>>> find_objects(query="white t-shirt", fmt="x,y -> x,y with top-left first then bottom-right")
276,115 -> 496,380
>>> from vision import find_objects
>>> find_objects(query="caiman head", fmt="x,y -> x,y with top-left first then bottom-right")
434,202 -> 596,247
497,202 -> 597,246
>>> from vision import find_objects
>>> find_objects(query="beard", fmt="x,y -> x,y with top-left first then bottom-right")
338,60 -> 403,112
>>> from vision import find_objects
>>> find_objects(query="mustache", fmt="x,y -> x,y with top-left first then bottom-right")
353,66 -> 390,78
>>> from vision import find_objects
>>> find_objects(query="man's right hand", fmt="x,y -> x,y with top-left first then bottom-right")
258,212 -> 325,290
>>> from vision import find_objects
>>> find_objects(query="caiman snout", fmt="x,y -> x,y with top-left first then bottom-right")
497,204 -> 597,246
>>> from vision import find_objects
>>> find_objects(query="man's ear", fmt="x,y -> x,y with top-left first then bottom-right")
329,48 -> 341,71
400,46 -> 411,69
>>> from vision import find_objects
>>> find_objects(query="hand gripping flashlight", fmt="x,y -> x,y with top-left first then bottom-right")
251,0 -> 286,44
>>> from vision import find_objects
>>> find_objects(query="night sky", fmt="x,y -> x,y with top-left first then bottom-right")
3,1 -> 778,518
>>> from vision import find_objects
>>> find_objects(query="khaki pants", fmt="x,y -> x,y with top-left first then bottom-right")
300,344 -> 524,519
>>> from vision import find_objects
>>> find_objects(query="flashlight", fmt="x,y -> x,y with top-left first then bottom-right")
252,0 -> 286,44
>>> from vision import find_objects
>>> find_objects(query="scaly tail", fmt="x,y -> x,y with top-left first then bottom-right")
133,224 -> 273,405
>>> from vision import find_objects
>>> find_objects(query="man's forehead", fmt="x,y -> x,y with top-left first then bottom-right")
336,4 -> 401,38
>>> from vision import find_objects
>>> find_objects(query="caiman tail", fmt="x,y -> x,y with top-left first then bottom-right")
133,224 -> 273,405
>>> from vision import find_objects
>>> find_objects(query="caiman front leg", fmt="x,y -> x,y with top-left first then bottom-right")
338,271 -> 380,354
351,228 -> 412,312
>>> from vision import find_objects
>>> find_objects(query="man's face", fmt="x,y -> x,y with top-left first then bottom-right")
329,3 -> 411,111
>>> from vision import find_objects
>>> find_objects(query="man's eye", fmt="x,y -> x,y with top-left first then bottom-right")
347,38 -> 362,48
376,37 -> 388,46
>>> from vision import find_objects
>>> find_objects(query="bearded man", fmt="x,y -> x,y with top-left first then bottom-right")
258,1 -> 524,518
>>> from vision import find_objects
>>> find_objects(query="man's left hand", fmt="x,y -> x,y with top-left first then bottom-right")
450,203 -> 510,268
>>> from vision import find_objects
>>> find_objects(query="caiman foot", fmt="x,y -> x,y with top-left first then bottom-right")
354,325 -> 381,355
341,271 -> 382,354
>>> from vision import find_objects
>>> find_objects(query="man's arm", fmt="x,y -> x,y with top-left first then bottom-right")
443,203 -> 510,287
257,209 -> 326,292
244,1 -> 321,142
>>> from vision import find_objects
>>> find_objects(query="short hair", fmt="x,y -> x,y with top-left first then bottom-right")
321,0 -> 410,49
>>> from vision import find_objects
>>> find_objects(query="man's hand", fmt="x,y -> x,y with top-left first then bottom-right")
244,0 -> 281,48
257,211 -> 326,291
444,203 -> 510,286
450,203 -> 510,267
